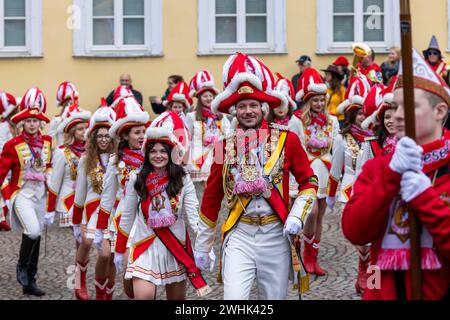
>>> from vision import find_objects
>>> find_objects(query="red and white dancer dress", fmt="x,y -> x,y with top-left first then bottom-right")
47,104 -> 90,227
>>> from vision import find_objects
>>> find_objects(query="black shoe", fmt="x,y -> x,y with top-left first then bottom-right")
23,281 -> 45,297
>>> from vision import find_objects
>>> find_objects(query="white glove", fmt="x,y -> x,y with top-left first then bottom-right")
326,196 -> 336,210
44,212 -> 55,226
400,170 -> 432,203
283,216 -> 303,237
389,137 -> 423,174
94,229 -> 104,252
73,224 -> 82,244
114,253 -> 124,273
208,249 -> 216,273
194,250 -> 210,271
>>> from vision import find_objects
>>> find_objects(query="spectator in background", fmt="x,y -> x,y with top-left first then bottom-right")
150,75 -> 184,115
322,65 -> 346,128
292,55 -> 312,93
332,56 -> 350,88
380,47 -> 401,85
106,73 -> 143,106
423,35 -> 448,82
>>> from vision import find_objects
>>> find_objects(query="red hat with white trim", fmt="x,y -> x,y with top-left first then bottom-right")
12,87 -> 50,125
361,84 -> 385,130
0,91 -> 18,119
375,76 -> 398,123
57,102 -> 91,134
56,81 -> 79,107
295,67 -> 328,102
189,70 -> 220,98
112,85 -> 134,107
85,98 -> 116,139
337,75 -> 371,114
144,111 -> 189,158
212,52 -> 287,115
274,73 -> 297,111
164,81 -> 193,110
109,96 -> 149,138
396,48 -> 450,106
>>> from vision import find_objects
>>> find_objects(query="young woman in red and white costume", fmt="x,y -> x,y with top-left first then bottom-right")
0,87 -> 51,296
49,82 -> 79,147
187,71 -> 230,186
47,103 -> 91,228
95,95 -> 150,299
0,91 -> 20,231
343,49 -> 450,300
325,76 -> 374,294
113,111 -> 210,300
294,68 -> 340,276
164,81 -> 192,129
72,99 -> 116,300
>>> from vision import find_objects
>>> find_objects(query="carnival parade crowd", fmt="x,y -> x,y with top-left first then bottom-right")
0,35 -> 449,301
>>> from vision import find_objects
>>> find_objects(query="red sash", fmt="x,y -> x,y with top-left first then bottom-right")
265,182 -> 289,223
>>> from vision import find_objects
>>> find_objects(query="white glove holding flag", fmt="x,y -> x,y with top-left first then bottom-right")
194,250 -> 210,271
114,253 -> 124,273
283,216 -> 303,237
389,137 -> 423,174
44,212 -> 55,226
400,170 -> 432,203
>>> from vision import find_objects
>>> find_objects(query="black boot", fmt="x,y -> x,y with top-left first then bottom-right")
16,234 -> 33,287
23,236 -> 45,297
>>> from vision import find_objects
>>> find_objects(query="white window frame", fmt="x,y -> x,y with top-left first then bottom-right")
0,0 -> 42,58
73,0 -> 163,57
446,0 -> 450,52
198,0 -> 286,55
316,0 -> 400,54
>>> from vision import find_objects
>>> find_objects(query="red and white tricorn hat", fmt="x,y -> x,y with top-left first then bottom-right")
337,75 -> 371,114
144,111 -> 190,158
85,98 -> 116,139
164,81 -> 193,110
212,52 -> 287,115
396,48 -> 450,106
189,70 -> 220,98
274,73 -> 297,111
56,81 -> 79,107
295,68 -> 328,103
361,84 -> 385,130
57,102 -> 91,134
11,87 -> 50,126
0,91 -> 18,119
112,85 -> 134,108
109,96 -> 149,139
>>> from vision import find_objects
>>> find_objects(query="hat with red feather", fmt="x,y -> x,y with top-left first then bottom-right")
295,68 -> 328,103
164,81 -> 193,110
189,70 -> 220,98
11,87 -> 50,126
109,96 -> 149,139
337,75 -> 371,114
56,81 -> 79,107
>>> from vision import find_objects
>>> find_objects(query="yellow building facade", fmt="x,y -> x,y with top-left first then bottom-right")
0,0 -> 448,118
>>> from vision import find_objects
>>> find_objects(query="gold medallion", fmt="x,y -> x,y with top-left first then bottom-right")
242,165 -> 258,182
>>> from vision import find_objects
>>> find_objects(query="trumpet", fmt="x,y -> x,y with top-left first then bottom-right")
350,43 -> 372,77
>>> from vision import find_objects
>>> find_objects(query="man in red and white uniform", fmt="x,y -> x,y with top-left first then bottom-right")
343,49 -> 450,300
194,53 -> 318,300
0,88 -> 52,296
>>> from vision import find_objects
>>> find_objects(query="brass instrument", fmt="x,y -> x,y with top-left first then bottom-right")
350,43 -> 372,77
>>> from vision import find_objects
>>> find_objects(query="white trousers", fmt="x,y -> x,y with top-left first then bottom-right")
222,224 -> 291,300
13,195 -> 45,239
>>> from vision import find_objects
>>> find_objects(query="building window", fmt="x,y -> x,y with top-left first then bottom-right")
198,0 -> 286,55
0,0 -> 42,57
73,0 -> 163,57
317,0 -> 400,54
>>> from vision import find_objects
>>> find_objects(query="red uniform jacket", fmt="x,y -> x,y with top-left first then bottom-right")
343,154 -> 450,300
0,135 -> 52,200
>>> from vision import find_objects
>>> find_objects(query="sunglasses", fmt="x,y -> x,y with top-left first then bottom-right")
428,51 -> 440,56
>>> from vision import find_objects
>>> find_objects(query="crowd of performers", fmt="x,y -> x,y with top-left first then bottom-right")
0,45 -> 449,301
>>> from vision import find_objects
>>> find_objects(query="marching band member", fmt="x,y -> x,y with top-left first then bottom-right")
294,68 -> 340,276
0,91 -> 20,231
114,111 -> 209,300
326,76 -> 372,294
0,88 -> 51,296
343,49 -> 450,300
195,53 -> 318,300
72,99 -> 116,300
49,82 -> 79,147
47,104 -> 91,228
187,71 -> 230,190
95,96 -> 149,299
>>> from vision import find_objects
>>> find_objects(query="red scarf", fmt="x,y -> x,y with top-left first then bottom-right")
274,116 -> 290,126
311,112 -> 328,127
122,148 -> 145,168
382,135 -> 397,156
145,170 -> 169,198
202,106 -> 218,121
69,141 -> 86,158
22,131 -> 44,156
421,129 -> 450,174
350,124 -> 373,143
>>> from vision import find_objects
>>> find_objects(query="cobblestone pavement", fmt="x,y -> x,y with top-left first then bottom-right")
0,200 -> 360,300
